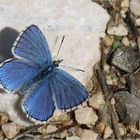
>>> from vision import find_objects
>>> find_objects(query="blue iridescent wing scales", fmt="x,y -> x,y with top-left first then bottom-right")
50,69 -> 89,110
22,76 -> 55,121
12,25 -> 52,66
0,59 -> 39,91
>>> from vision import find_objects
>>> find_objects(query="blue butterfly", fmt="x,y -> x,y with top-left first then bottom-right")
0,25 -> 89,122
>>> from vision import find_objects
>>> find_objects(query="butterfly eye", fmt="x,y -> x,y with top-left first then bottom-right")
53,59 -> 63,67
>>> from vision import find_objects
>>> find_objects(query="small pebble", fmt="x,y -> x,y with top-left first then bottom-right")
59,130 -> 68,139
103,126 -> 113,139
128,69 -> 140,98
103,64 -> 110,74
80,129 -> 98,140
122,37 -> 130,46
0,112 -> 9,125
104,35 -> 114,47
120,8 -> 128,18
115,91 -> 140,123
68,127 -> 76,135
51,110 -> 70,122
121,0 -> 130,8
46,125 -> 58,133
38,125 -> 58,134
119,127 -> 125,136
112,78 -> 118,85
136,18 -> 140,26
137,36 -> 140,52
106,76 -> 113,85
128,124 -> 140,135
75,107 -> 98,125
118,123 -> 126,136
66,136 -> 80,140
89,92 -> 105,110
96,122 -> 106,134
75,126 -> 83,137
107,24 -> 128,36
130,0 -> 140,16
110,97 -> 115,105
111,46 -> 140,72
2,122 -> 21,139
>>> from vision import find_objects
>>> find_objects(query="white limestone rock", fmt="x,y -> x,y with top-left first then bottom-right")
130,0 -> 140,16
122,37 -> 130,46
2,122 -> 22,138
118,123 -> 126,136
0,0 -> 110,86
0,0 -> 110,126
103,126 -> 113,139
121,0 -> 130,8
80,129 -> 98,140
38,124 -> 58,134
66,136 -> 80,140
0,93 -> 32,126
136,18 -> 140,26
75,106 -> 98,125
107,24 -> 128,36
50,110 -> 71,122
89,92 -> 105,110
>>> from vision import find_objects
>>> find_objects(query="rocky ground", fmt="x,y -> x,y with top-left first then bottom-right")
0,0 -> 140,139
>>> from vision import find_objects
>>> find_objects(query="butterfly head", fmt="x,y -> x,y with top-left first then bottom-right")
53,59 -> 63,67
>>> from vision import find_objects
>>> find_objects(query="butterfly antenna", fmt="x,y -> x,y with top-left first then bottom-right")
60,64 -> 85,72
55,35 -> 65,59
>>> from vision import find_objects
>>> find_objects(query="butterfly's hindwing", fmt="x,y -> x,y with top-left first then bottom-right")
22,76 -> 55,121
50,69 -> 89,111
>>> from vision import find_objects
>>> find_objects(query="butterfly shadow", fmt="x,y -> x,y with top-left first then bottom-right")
0,27 -> 19,62
14,94 -> 33,124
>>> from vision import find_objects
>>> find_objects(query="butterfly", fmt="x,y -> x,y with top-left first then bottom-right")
0,25 -> 89,122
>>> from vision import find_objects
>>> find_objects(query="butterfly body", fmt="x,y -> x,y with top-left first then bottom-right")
0,25 -> 89,122
39,59 -> 63,76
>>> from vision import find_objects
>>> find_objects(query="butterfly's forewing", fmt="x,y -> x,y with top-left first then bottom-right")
0,59 -> 39,91
22,76 -> 55,121
12,25 -> 52,67
0,25 -> 52,92
50,69 -> 89,111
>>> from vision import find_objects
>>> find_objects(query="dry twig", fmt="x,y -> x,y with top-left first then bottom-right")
95,38 -> 121,139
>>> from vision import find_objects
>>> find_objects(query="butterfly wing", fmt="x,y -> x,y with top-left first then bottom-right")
50,69 -> 89,111
0,59 -> 39,91
22,76 -> 55,121
12,25 -> 52,66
